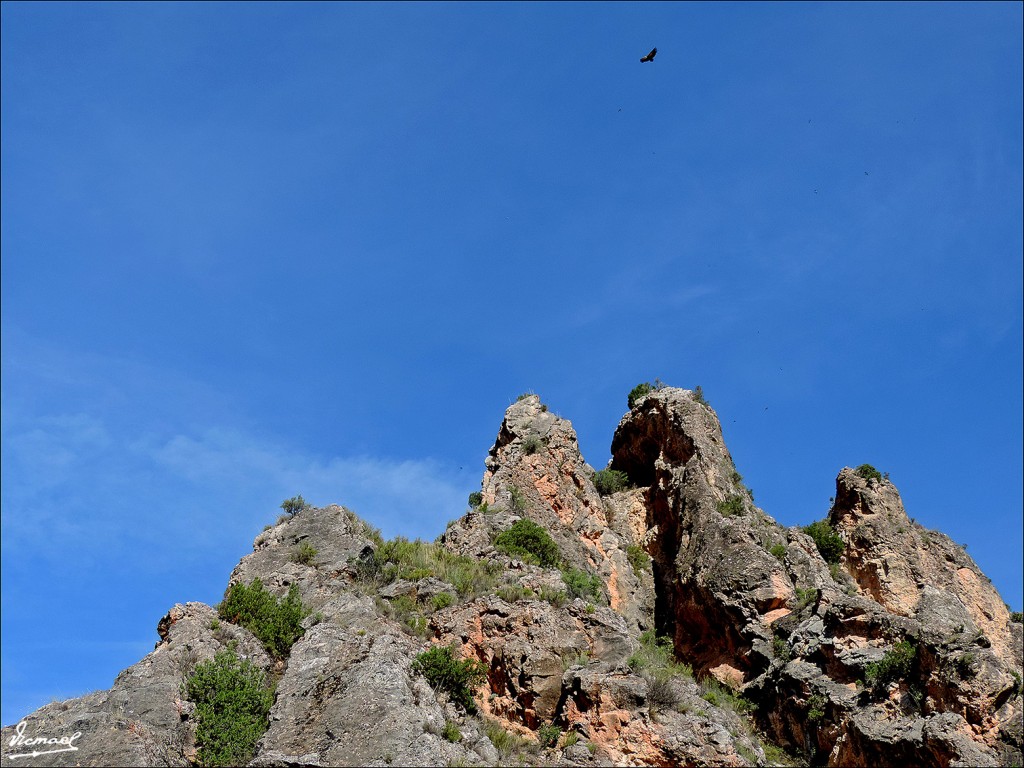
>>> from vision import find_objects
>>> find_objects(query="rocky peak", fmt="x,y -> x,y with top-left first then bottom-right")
610,387 -> 733,493
444,394 -> 646,626
830,467 -> 1018,668
2,388 -> 1021,768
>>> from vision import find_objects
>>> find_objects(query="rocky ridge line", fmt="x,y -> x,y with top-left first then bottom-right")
2,388 -> 1020,767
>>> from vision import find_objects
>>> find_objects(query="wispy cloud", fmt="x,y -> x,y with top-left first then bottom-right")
144,428 -> 468,541
2,415 -> 467,563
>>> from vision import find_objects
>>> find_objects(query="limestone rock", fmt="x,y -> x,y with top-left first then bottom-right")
3,387 -> 1020,768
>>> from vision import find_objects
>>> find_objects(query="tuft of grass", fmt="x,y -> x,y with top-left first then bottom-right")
628,631 -> 692,680
717,495 -> 745,517
291,542 -> 317,566
385,594 -> 430,637
594,468 -> 630,495
508,485 -> 527,513
442,720 -> 462,743
354,536 -> 500,598
626,544 -> 651,572
794,587 -> 820,612
539,586 -> 567,607
562,730 -> 580,748
496,584 -> 533,603
522,434 -> 544,455
484,719 -> 529,758
561,650 -> 590,671
700,677 -> 754,715
761,742 -> 798,766
737,744 -> 758,764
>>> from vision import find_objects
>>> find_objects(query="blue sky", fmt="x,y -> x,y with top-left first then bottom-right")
2,1 -> 1021,726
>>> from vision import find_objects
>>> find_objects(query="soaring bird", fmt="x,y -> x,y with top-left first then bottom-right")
640,47 -> 657,63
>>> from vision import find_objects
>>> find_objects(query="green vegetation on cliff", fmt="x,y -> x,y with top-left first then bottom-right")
183,645 -> 275,768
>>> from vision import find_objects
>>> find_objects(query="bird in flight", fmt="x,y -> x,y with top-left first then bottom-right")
640,47 -> 657,63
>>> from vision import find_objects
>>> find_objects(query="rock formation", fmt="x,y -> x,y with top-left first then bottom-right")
2,388 -> 1021,767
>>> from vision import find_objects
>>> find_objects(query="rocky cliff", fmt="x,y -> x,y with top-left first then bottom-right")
3,388 -> 1021,767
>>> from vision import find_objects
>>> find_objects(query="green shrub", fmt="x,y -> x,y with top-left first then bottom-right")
291,542 -> 317,566
182,646 -> 275,768
387,594 -> 429,637
494,519 -> 560,567
856,464 -> 883,482
468,492 -> 483,509
442,720 -> 462,743
806,693 -> 827,723
431,592 -> 455,611
628,382 -> 655,409
717,495 -> 745,517
539,587 -> 567,607
537,722 -> 562,748
522,434 -> 544,455
802,519 -> 845,564
594,468 -> 630,496
1010,611 -> 1023,623
772,635 -> 792,662
218,579 -> 309,659
562,730 -> 580,748
692,385 -> 708,406
645,674 -> 681,713
794,587 -> 820,611
626,544 -> 651,572
865,640 -> 916,690
562,568 -> 603,602
769,543 -> 787,561
411,645 -> 487,713
954,652 -> 978,679
280,495 -> 306,517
